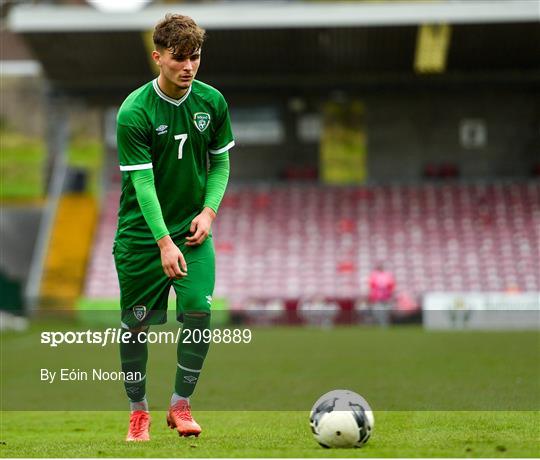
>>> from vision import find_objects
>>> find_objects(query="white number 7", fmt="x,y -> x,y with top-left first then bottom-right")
174,133 -> 188,159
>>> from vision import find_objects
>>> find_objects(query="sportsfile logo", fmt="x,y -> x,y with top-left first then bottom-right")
40,328 -> 253,347
40,328 -> 183,347
155,124 -> 168,135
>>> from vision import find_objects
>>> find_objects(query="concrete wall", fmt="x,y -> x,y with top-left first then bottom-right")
0,207 -> 42,280
0,76 -> 45,136
225,88 -> 539,182
365,89 -> 539,181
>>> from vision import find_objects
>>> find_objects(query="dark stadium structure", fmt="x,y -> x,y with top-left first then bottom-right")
9,2 -> 540,181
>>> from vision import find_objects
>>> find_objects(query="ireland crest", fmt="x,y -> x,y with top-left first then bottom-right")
193,112 -> 211,132
133,305 -> 147,321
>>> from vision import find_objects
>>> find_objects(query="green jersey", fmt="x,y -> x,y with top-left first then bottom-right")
115,78 -> 234,249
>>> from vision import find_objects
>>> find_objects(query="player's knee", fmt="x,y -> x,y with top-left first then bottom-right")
181,294 -> 211,318
182,310 -> 211,329
184,311 -> 210,323
184,312 -> 208,318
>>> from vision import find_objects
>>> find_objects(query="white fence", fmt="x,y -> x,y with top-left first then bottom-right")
423,292 -> 540,330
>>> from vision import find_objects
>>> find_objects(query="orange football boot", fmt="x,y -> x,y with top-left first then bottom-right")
126,410 -> 151,441
166,400 -> 202,437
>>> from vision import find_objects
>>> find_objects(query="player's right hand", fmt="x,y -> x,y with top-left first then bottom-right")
157,235 -> 188,279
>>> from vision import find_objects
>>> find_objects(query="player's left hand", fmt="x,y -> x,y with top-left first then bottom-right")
186,207 -> 216,246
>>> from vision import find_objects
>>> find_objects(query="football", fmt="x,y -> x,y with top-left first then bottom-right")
309,389 -> 374,448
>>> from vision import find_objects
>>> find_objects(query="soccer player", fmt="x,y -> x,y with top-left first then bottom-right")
113,14 -> 233,441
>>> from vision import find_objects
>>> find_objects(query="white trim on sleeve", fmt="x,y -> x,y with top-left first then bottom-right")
119,163 -> 153,171
209,140 -> 235,155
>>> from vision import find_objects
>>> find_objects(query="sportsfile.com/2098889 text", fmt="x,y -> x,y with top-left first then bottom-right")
40,328 -> 252,347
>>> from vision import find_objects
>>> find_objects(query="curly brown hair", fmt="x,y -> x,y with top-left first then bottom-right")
153,14 -> 206,57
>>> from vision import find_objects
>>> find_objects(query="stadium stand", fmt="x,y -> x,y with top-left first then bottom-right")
40,194 -> 97,307
84,180 -> 540,305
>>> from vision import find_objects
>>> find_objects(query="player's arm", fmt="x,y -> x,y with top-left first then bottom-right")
130,169 -> 169,240
185,153 -> 230,246
117,115 -> 187,278
130,169 -> 187,278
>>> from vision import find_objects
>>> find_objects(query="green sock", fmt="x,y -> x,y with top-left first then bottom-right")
175,313 -> 211,398
120,330 -> 148,403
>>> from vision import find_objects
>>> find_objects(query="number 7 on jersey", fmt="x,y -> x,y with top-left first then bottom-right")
175,133 -> 188,159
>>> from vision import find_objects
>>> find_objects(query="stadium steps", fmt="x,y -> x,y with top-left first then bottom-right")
40,193 -> 97,307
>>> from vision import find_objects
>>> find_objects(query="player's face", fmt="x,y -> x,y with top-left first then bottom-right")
153,48 -> 201,90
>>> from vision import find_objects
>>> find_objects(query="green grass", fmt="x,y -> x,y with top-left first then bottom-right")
66,137 -> 103,195
1,410 -> 538,457
1,324 -> 539,457
0,131 -> 102,200
76,297 -> 229,312
3,325 -> 538,411
0,131 -> 45,199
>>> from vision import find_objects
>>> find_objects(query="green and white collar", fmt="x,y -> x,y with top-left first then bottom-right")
152,78 -> 191,106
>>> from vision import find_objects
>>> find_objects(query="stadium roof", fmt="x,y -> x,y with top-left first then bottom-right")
7,1 -> 540,100
9,1 -> 540,32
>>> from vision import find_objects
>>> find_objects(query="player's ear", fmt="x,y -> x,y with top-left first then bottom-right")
151,50 -> 161,67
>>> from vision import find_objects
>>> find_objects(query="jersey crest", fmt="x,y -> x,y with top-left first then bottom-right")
193,112 -> 211,132
133,305 -> 147,321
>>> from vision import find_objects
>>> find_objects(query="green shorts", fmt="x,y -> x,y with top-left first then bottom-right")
113,236 -> 215,328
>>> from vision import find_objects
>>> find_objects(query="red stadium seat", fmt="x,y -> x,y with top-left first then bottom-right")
83,182 -> 540,304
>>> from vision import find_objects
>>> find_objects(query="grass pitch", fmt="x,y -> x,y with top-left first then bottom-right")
1,410 -> 538,457
1,324 -> 539,457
